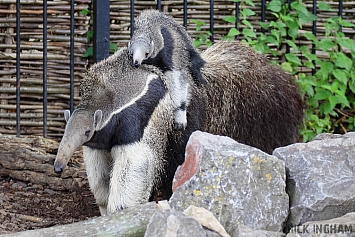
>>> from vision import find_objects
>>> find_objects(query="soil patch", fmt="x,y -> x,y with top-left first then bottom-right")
0,176 -> 100,235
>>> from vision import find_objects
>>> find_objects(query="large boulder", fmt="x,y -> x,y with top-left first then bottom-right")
273,133 -> 355,229
169,131 -> 289,234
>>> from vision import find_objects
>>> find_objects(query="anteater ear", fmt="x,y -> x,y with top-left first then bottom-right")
64,110 -> 71,123
93,110 -> 103,130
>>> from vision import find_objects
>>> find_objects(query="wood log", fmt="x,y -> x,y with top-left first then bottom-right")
0,133 -> 86,191
2,202 -> 160,237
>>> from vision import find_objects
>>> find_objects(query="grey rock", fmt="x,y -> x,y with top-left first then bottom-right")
144,209 -> 208,237
233,223 -> 286,237
286,212 -> 355,237
183,205 -> 230,237
273,132 -> 355,228
169,131 -> 289,234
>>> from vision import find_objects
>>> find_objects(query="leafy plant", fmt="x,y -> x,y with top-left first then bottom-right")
190,19 -> 212,48
195,0 -> 355,142
298,16 -> 355,141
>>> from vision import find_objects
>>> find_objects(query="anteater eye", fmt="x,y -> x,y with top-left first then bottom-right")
85,129 -> 91,136
145,53 -> 149,58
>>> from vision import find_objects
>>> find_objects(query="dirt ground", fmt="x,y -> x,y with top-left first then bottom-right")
0,176 -> 100,235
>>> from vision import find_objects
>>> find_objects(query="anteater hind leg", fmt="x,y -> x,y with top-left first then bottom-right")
83,147 -> 112,216
165,69 -> 188,130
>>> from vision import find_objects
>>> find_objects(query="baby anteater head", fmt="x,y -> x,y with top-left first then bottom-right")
128,36 -> 154,68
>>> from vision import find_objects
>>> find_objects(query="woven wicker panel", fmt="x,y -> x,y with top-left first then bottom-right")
0,0 -> 354,139
0,0 -> 91,139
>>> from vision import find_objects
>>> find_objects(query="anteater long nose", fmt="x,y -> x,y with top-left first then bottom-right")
134,61 -> 140,68
54,163 -> 63,174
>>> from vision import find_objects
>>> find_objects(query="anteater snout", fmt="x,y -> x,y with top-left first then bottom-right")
134,61 -> 140,68
54,163 -> 64,174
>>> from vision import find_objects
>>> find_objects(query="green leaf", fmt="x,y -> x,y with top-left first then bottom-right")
286,40 -> 299,52
245,0 -> 255,7
316,61 -> 334,80
320,102 -> 333,115
334,52 -> 353,71
328,96 -> 338,109
86,30 -> 93,43
270,21 -> 286,29
281,14 -> 293,22
285,53 -> 302,66
80,8 -> 90,16
304,61 -> 315,69
302,51 -> 318,62
333,94 -> 350,108
226,28 -> 240,37
253,42 -> 270,54
339,18 -> 355,27
82,46 -> 93,58
258,33 -> 267,41
299,73 -> 316,87
242,19 -> 253,29
318,2 -> 333,11
267,0 -> 282,12
349,72 -> 355,93
286,20 -> 299,39
191,19 -> 206,30
271,29 -> 280,42
281,62 -> 293,73
242,28 -> 256,38
337,38 -> 355,51
241,8 -> 256,18
267,35 -> 279,46
259,22 -> 269,30
318,38 -> 334,51
320,84 -> 333,91
304,32 -> 318,43
298,12 -> 317,25
333,69 -> 348,85
110,42 -> 118,53
223,16 -> 236,24
279,26 -> 287,37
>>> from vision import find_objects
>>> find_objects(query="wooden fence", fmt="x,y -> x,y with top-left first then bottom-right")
0,0 -> 354,140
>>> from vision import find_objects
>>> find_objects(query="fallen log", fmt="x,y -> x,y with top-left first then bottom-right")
0,133 -> 87,191
2,202 -> 159,237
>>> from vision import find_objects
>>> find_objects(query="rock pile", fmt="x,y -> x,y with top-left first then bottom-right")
5,131 -> 355,237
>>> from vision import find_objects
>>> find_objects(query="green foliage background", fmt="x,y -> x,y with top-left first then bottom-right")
192,0 -> 355,142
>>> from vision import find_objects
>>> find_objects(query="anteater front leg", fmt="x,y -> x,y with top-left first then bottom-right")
107,142 -> 156,213
83,147 -> 112,216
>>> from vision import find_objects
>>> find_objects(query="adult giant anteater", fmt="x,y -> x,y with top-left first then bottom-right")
54,41 -> 303,215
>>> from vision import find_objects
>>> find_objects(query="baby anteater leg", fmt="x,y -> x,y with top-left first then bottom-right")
165,69 -> 188,130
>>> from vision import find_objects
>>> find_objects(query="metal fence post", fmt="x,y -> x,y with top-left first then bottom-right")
16,0 -> 21,137
93,0 -> 110,63
43,0 -> 48,137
